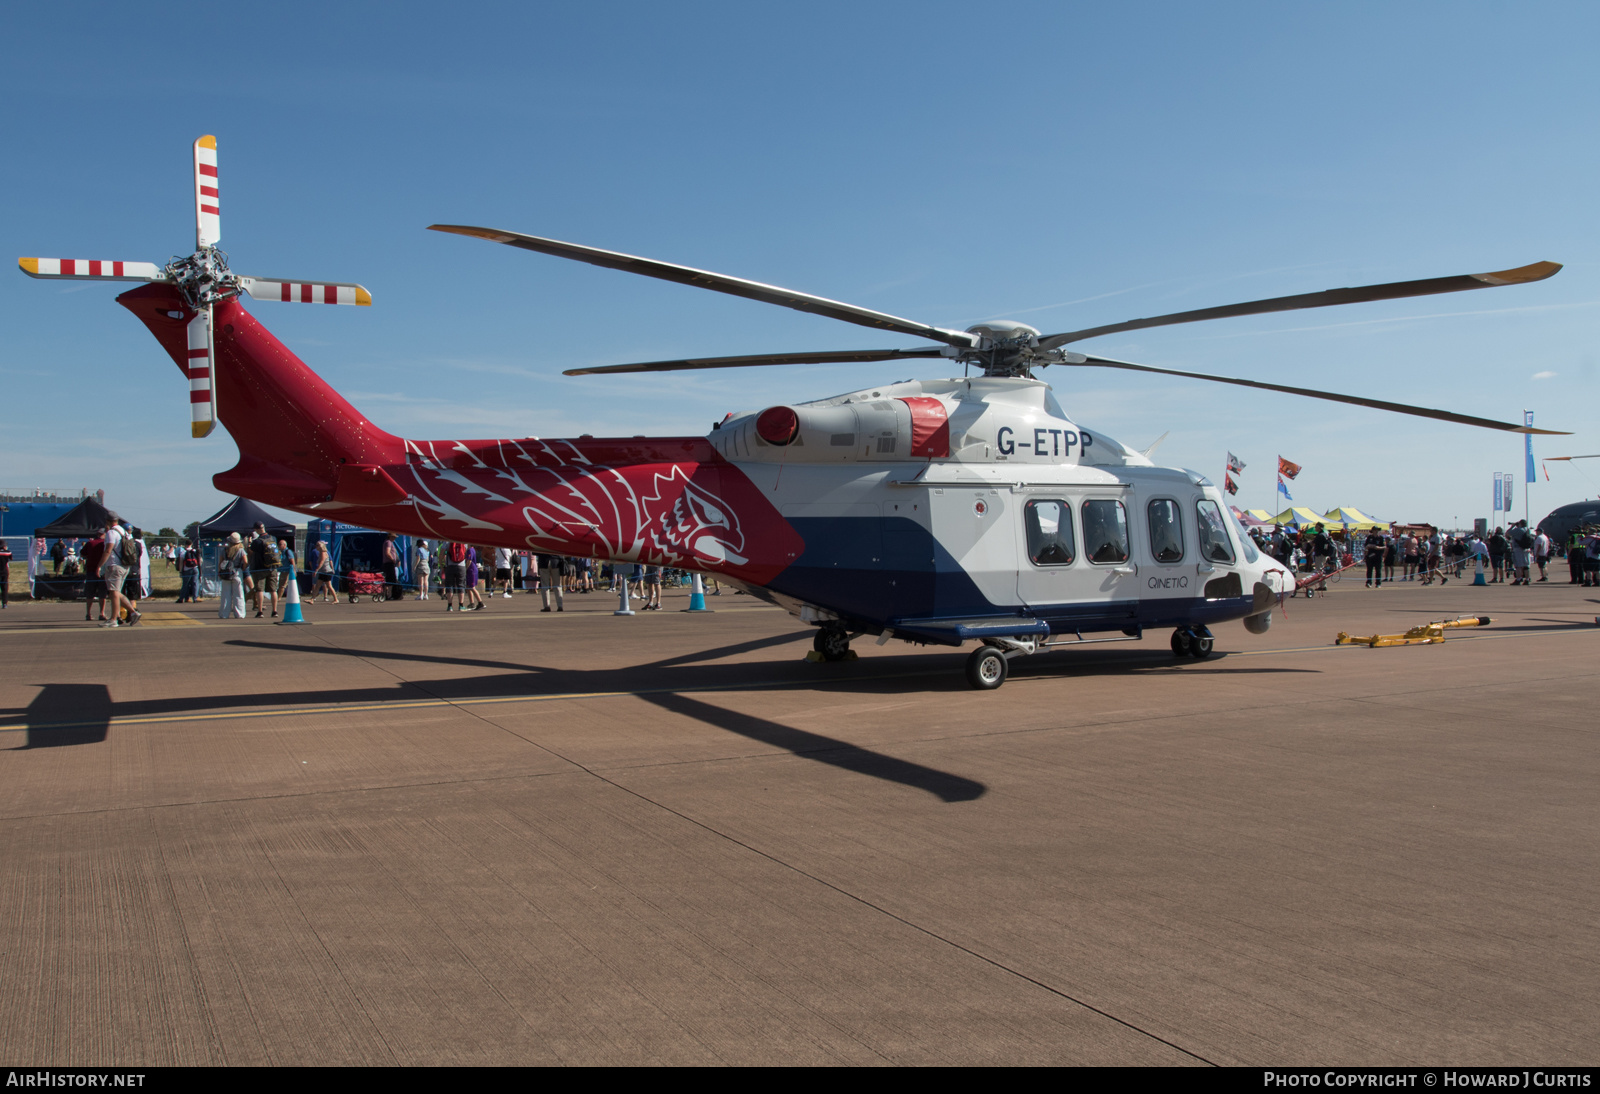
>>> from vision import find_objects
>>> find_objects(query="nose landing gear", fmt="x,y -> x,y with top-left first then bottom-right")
1171,625 -> 1214,659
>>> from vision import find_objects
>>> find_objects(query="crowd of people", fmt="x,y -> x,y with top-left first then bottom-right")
1245,519 -> 1598,593
24,515 -> 1598,626
50,514 -> 157,627
213,522 -> 298,619
279,536 -> 722,616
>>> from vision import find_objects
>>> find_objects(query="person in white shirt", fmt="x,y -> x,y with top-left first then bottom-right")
100,516 -> 140,628
495,545 -> 514,597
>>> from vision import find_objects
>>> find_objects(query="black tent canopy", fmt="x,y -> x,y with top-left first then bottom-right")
194,498 -> 296,547
33,497 -> 116,537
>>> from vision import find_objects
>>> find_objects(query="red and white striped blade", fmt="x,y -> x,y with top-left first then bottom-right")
237,277 -> 373,306
187,305 -> 217,438
194,135 -> 220,249
18,257 -> 165,281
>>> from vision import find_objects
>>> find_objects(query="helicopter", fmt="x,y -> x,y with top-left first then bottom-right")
19,136 -> 1570,689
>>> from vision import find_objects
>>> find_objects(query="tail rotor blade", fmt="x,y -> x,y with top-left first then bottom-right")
187,305 -> 217,438
238,277 -> 372,305
19,258 -> 165,282
194,135 -> 220,249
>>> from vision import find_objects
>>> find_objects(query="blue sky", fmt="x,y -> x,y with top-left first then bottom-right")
3,2 -> 1596,532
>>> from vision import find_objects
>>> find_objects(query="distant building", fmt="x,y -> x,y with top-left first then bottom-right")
0,489 -> 106,555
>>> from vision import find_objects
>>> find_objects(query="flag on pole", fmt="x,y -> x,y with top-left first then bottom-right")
1524,411 -> 1535,483
1277,476 -> 1293,502
1227,453 -> 1246,473
1225,474 -> 1239,495
1278,456 -> 1301,480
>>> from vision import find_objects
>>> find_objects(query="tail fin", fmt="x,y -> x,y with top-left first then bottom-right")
118,283 -> 402,508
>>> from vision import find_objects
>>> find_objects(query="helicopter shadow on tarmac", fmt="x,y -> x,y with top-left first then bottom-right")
3,635 -> 1316,800
12,683 -> 112,750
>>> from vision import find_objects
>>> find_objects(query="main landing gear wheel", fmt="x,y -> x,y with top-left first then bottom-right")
966,645 -> 1009,690
813,626 -> 852,662
1172,627 -> 1213,659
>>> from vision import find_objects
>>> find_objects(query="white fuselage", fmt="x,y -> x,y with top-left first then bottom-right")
709,376 -> 1289,640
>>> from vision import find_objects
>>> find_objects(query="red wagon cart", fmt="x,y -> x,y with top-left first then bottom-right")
344,570 -> 386,603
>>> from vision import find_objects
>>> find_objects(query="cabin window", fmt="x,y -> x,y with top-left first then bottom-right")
1196,500 -> 1236,564
1024,500 -> 1076,566
1147,499 -> 1184,563
1082,499 -> 1130,564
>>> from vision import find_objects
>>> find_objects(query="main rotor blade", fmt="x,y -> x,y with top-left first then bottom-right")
194,135 -> 220,250
1544,454 -> 1600,461
428,224 -> 977,349
1064,354 -> 1570,435
564,346 -> 948,376
1037,261 -> 1562,349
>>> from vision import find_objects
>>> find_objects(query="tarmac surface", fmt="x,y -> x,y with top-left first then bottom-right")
0,576 -> 1596,1065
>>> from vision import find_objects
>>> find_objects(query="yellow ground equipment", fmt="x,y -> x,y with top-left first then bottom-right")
1336,616 -> 1491,647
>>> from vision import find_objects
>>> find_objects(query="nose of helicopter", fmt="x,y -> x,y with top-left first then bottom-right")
1241,555 -> 1290,633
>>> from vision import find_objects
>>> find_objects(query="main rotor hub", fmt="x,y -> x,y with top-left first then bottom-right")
164,246 -> 240,310
962,321 -> 1046,377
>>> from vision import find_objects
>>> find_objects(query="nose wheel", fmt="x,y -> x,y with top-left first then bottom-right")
1171,626 -> 1214,659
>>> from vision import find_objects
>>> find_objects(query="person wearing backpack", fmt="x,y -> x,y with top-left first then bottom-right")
443,541 -> 468,611
177,538 -> 201,603
99,515 -> 140,627
122,528 -> 149,617
1508,521 -> 1533,585
248,521 -> 280,617
1310,523 -> 1336,594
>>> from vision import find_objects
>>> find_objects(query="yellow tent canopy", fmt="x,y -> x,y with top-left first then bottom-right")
1270,507 -> 1328,526
1246,509 -> 1273,522
1322,507 -> 1390,531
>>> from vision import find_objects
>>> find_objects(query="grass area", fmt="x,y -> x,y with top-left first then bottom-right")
4,561 -> 185,600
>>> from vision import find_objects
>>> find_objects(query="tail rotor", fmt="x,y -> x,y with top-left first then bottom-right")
17,134 -> 372,440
